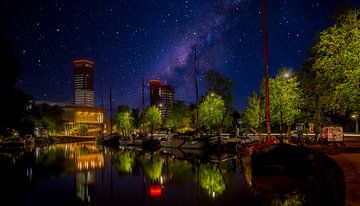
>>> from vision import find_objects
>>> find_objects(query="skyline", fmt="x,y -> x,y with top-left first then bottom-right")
1,0 -> 360,110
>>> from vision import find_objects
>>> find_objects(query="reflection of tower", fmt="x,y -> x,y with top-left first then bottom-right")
149,80 -> 174,119
74,59 -> 94,107
74,143 -> 104,204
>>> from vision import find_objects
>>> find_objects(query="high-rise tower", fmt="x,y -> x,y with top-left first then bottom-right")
73,59 -> 94,107
149,80 -> 174,119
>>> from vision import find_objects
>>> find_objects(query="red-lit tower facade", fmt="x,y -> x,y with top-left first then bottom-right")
149,80 -> 174,119
73,59 -> 94,107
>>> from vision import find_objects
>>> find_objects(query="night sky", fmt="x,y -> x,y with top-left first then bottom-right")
1,0 -> 359,111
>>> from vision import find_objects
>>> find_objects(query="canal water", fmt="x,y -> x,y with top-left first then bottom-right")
0,141 -> 337,206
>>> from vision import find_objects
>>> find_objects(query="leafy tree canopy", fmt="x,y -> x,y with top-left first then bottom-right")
165,101 -> 191,131
30,103 -> 64,135
267,69 -> 304,126
114,111 -> 134,136
199,94 -> 231,132
244,92 -> 262,131
75,124 -> 88,136
144,106 -> 162,132
310,9 -> 360,115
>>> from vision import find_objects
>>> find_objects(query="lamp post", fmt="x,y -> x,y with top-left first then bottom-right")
351,112 -> 359,134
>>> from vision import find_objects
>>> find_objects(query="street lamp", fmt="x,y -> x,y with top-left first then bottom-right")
283,70 -> 292,78
210,92 -> 215,97
284,72 -> 291,78
351,112 -> 359,134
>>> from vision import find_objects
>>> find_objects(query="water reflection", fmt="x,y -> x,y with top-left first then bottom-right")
141,153 -> 164,182
199,164 -> 226,198
0,142 -> 342,206
113,150 -> 135,174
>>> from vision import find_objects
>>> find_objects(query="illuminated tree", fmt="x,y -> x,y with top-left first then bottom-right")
244,92 -> 262,132
75,124 -> 88,136
309,9 -> 360,115
199,94 -> 231,133
114,111 -> 134,136
266,70 -> 304,133
144,106 -> 162,134
165,101 -> 192,132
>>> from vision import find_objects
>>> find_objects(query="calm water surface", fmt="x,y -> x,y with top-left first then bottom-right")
0,141 -> 334,206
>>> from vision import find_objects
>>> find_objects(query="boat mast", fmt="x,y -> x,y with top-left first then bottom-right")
109,84 -> 113,134
194,46 -> 199,136
262,0 -> 271,141
141,77 -> 145,114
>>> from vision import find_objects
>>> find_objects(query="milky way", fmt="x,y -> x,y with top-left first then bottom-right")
154,0 -> 249,102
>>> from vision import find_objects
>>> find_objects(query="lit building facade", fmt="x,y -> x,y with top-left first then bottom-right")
74,59 -> 94,107
149,80 -> 175,119
63,105 -> 109,136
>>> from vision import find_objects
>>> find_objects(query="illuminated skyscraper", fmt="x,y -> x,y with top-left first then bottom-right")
73,59 -> 94,107
149,80 -> 174,119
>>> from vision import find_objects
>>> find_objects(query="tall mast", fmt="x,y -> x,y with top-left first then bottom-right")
109,84 -> 113,134
141,77 -> 145,114
194,46 -> 199,135
262,0 -> 271,141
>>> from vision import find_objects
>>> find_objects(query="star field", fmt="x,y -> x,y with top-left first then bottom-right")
1,0 -> 359,110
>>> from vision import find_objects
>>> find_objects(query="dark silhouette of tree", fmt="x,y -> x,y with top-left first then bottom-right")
204,69 -> 234,107
29,103 -> 64,136
0,34 -> 31,137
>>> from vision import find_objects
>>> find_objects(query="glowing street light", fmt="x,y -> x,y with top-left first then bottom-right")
351,112 -> 359,134
284,72 -> 291,78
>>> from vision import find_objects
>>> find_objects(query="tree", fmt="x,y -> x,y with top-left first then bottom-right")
114,111 -> 134,136
309,9 -> 360,115
199,94 -> 231,133
0,34 -> 31,137
117,104 -> 131,113
165,101 -> 192,132
266,69 -> 304,133
75,124 -> 88,136
30,103 -> 64,136
144,106 -> 162,134
204,70 -> 234,106
244,92 -> 262,132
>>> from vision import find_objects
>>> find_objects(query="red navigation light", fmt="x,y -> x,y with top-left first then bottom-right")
150,185 -> 162,197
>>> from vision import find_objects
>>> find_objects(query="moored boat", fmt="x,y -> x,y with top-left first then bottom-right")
142,138 -> 161,151
97,133 -> 120,147
0,137 -> 24,151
